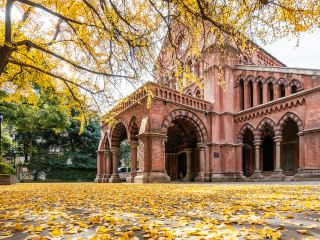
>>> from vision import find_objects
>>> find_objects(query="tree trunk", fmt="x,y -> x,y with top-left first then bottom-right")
0,45 -> 14,75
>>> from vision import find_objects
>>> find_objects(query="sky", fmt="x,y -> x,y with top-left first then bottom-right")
262,30 -> 320,69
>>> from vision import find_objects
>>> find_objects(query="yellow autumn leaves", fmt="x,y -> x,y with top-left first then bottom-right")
0,183 -> 320,239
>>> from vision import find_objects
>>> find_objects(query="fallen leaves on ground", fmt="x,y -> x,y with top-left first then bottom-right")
0,183 -> 320,239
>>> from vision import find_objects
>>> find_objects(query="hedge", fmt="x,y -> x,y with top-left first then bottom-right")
45,168 -> 96,181
0,162 -> 16,175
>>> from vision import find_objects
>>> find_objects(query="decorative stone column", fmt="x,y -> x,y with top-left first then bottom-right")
263,83 -> 268,103
251,139 -> 263,180
134,132 -> 170,183
126,141 -> 138,183
94,150 -> 105,183
109,147 -> 121,183
297,132 -> 305,170
285,86 -> 291,96
183,148 -> 193,181
271,136 -> 284,180
105,150 -> 112,180
149,133 -> 170,183
195,143 -> 206,182
273,84 -> 279,101
134,133 -> 151,183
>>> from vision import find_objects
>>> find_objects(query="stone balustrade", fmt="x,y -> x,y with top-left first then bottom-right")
152,83 -> 210,111
106,82 -> 211,116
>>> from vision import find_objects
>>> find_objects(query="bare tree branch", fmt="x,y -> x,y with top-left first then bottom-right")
8,58 -> 97,94
13,40 -> 135,79
16,0 -> 92,25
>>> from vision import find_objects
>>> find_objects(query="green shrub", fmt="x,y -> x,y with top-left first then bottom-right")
0,162 -> 16,175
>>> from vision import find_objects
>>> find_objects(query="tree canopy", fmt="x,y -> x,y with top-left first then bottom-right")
0,92 -> 101,181
1,0 -> 320,124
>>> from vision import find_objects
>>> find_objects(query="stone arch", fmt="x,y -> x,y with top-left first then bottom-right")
257,117 -> 277,135
255,76 -> 264,83
265,77 -> 276,84
128,116 -> 139,141
277,78 -> 289,86
246,75 -> 255,82
98,131 -> 110,151
278,112 -> 304,135
110,117 -> 129,147
237,123 -> 256,142
186,89 -> 193,96
235,74 -> 245,87
161,109 -> 208,142
289,79 -> 303,89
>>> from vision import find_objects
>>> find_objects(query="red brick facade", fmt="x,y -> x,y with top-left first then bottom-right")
96,44 -> 320,183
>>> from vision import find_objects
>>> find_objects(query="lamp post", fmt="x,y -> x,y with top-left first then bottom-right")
0,112 -> 3,161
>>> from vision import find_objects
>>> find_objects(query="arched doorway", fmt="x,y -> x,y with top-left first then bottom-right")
242,129 -> 255,177
281,119 -> 299,173
110,121 -> 129,182
165,118 -> 198,181
261,126 -> 275,172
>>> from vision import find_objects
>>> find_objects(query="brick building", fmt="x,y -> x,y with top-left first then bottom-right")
95,39 -> 320,183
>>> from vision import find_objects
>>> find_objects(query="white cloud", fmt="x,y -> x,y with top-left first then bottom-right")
262,30 -> 320,69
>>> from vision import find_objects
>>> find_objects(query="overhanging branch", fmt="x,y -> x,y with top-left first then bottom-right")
8,58 -> 97,94
14,40 -> 135,79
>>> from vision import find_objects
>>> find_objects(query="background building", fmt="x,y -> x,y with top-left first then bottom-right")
96,36 -> 320,183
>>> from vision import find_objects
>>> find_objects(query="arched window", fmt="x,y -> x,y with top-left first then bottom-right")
195,89 -> 201,98
258,81 -> 263,105
291,85 -> 298,94
239,80 -> 244,110
268,82 -> 274,101
248,81 -> 253,108
187,90 -> 192,96
279,84 -> 285,98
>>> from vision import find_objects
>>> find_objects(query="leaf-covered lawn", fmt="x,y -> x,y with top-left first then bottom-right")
1,183 -> 320,240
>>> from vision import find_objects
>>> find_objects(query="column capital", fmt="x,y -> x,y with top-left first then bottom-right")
184,148 -> 193,153
253,140 -> 261,146
197,143 -> 206,149
273,136 -> 282,142
128,140 -> 139,148
110,147 -> 120,153
137,132 -> 167,138
104,149 -> 111,156
96,150 -> 107,153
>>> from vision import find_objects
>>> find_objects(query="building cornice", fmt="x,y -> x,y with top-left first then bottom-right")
235,65 -> 320,76
299,127 -> 320,135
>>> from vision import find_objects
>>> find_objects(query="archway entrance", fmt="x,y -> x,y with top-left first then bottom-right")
281,119 -> 299,173
261,126 -> 275,172
110,122 -> 129,182
242,129 -> 255,177
165,118 -> 199,181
